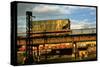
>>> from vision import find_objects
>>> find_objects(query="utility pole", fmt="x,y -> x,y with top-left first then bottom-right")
25,11 -> 34,64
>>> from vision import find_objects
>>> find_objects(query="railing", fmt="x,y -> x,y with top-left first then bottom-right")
17,28 -> 96,36
71,28 -> 96,34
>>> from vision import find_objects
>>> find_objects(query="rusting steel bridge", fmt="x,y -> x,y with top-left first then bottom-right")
17,31 -> 96,45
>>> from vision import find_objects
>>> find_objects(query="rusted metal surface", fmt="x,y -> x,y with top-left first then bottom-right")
17,33 -> 96,45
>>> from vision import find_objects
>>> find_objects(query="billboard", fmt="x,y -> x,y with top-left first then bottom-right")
32,19 -> 70,32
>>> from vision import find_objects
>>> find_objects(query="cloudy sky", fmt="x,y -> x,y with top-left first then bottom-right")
17,3 -> 96,33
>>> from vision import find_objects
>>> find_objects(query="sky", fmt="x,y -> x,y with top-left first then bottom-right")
17,3 -> 96,33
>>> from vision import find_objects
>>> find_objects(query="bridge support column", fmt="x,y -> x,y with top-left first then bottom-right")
73,42 -> 79,59
36,45 -> 40,62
